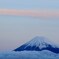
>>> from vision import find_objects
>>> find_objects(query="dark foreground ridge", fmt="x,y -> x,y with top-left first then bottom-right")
14,36 -> 59,54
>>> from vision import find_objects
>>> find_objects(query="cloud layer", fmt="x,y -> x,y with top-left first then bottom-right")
0,9 -> 59,18
0,51 -> 59,59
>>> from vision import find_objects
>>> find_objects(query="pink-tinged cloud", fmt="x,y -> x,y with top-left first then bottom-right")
0,9 -> 59,18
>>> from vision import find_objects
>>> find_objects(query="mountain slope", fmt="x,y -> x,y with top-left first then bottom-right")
14,36 -> 59,54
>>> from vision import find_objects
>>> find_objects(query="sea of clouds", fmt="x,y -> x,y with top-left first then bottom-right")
0,51 -> 59,59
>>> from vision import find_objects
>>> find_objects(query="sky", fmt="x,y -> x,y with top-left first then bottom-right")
0,0 -> 59,51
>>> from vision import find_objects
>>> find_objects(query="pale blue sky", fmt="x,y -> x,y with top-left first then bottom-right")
0,0 -> 59,51
0,0 -> 59,9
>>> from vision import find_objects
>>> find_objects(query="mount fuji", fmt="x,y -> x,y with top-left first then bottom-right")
0,36 -> 59,59
14,36 -> 59,54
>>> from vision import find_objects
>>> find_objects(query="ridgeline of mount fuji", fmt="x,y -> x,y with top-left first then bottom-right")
14,36 -> 59,54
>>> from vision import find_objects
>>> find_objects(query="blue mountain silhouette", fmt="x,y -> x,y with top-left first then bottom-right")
14,36 -> 59,54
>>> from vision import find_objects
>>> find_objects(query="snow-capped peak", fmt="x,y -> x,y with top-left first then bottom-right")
14,36 -> 59,54
25,36 -> 49,49
24,36 -> 57,49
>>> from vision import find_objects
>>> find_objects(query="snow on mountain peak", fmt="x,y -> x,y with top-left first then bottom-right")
25,36 -> 49,49
24,36 -> 57,49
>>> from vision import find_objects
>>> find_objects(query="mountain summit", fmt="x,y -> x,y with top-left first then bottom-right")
14,36 -> 59,54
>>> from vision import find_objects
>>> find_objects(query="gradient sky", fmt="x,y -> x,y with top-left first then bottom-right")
0,0 -> 59,51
